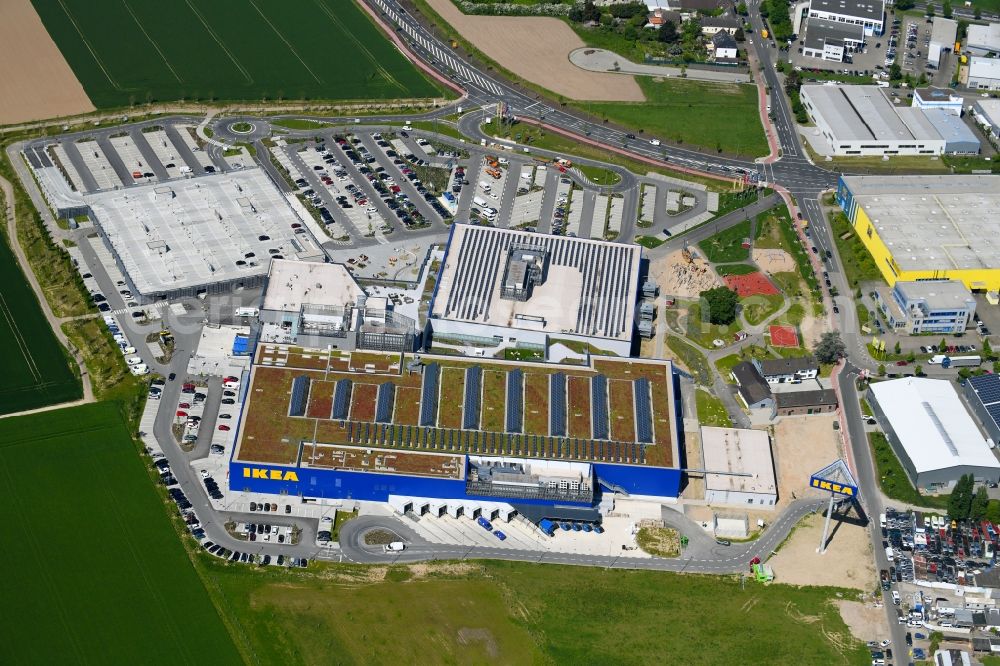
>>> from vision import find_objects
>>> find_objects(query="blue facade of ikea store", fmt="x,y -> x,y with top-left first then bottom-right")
229,459 -> 682,506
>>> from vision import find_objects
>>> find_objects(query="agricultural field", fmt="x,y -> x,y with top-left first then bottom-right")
574,78 -> 768,157
0,226 -> 80,415
30,0 -> 443,108
0,403 -> 241,663
201,558 -> 869,665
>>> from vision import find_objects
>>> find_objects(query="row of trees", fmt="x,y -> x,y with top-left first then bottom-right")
759,0 -> 793,43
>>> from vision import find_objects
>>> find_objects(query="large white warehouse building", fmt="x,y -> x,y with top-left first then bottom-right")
867,377 -> 1000,490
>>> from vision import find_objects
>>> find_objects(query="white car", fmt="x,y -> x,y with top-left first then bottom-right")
649,139 -> 661,146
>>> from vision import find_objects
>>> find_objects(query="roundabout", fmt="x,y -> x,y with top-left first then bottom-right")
229,121 -> 255,134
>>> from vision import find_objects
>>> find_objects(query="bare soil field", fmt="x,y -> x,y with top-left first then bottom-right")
650,249 -> 722,299
768,512 -> 877,591
773,414 -> 842,507
424,0 -> 643,101
0,0 -> 94,125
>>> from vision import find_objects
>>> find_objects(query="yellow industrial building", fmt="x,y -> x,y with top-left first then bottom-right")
836,175 -> 1000,292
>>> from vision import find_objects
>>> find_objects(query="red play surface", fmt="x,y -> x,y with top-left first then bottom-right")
723,272 -> 779,297
769,325 -> 799,348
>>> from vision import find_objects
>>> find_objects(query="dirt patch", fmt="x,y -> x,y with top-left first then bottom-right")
836,600 -> 891,644
799,307 -> 822,348
772,414 -> 842,508
636,526 -> 681,557
457,628 -> 500,657
650,249 -> 722,299
752,248 -> 796,275
425,0 -> 643,102
408,562 -> 478,578
768,512 -> 877,590
0,0 -> 94,124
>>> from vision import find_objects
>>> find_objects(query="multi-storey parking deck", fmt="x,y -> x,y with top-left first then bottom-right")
231,348 -> 682,504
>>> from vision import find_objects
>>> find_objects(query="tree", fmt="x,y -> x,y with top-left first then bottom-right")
983,337 -> 994,361
972,485 -> 990,521
581,0 -> 602,23
986,498 -> 1000,524
940,338 -> 948,353
815,331 -> 847,364
737,1 -> 748,14
658,20 -> 679,43
895,0 -> 915,7
948,474 -> 974,520
975,7 -> 982,20
942,0 -> 952,18
894,341 -> 901,355
878,363 -> 886,376
889,63 -> 903,81
700,286 -> 739,325
784,69 -> 802,95
915,364 -> 923,376
926,3 -> 936,18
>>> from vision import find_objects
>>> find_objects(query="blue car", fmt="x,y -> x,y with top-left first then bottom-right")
560,522 -> 572,531
593,525 -> 605,534
572,523 -> 582,531
582,523 -> 593,533
476,516 -> 493,531
494,531 -> 506,541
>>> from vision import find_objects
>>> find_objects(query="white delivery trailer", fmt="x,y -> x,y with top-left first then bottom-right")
942,355 -> 981,368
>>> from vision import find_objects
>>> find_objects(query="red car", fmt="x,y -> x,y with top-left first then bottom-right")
895,360 -> 908,366
178,402 -> 191,409
176,410 -> 188,418
218,424 -> 231,432
224,376 -> 239,383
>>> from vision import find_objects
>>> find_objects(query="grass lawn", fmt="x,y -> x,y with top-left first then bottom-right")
505,347 -> 545,361
573,78 -> 768,157
754,206 -> 820,295
715,263 -> 757,276
667,335 -> 712,385
0,191 -> 81,415
62,318 -> 148,425
635,234 -> 666,249
635,526 -> 681,557
696,388 -> 733,427
684,301 -> 743,350
869,432 -> 949,510
576,163 -> 621,186
714,353 -> 742,382
830,213 -> 884,289
199,557 -> 868,665
271,118 -> 333,130
30,0 -> 443,107
0,403 -> 241,663
698,219 -> 751,263
742,294 -> 785,326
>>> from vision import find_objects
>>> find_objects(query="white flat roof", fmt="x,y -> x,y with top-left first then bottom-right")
968,23 -> 1000,51
262,259 -> 364,312
701,426 -> 776,495
971,57 -> 1000,81
841,175 -> 1000,272
84,168 -> 310,295
869,378 -> 999,474
431,225 -> 640,342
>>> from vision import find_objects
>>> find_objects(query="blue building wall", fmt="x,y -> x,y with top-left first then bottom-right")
230,458 -> 681,504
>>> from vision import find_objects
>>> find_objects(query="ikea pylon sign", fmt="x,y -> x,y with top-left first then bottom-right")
809,476 -> 857,497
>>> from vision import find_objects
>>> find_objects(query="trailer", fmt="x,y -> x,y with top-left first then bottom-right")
941,355 -> 982,368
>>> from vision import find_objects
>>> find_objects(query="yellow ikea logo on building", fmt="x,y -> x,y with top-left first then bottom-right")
810,478 -> 855,496
243,467 -> 299,482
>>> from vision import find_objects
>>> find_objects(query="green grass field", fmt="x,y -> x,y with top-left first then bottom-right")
695,388 -> 732,427
0,221 -> 80,415
573,78 -> 768,157
0,403 -> 241,663
698,220 -> 751,263
31,0 -> 442,107
200,558 -> 868,665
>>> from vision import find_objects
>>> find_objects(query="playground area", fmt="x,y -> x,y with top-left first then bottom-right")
723,272 -> 779,298
751,248 -> 797,275
650,248 -> 722,299
768,325 -> 800,348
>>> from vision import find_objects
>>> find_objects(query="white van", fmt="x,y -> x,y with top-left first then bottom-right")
929,354 -> 946,365
479,181 -> 491,192
383,541 -> 405,553
891,590 -> 900,605
130,363 -> 149,376
126,356 -> 142,366
649,139 -> 661,146
473,196 -> 488,208
885,546 -> 894,562
122,346 -> 137,355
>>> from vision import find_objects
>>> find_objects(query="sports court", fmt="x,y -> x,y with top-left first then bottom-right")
723,271 -> 780,298
769,325 -> 800,348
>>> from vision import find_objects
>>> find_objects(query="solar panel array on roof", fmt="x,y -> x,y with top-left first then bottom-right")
289,375 -> 310,417
438,226 -> 638,340
970,374 -> 1000,406
463,366 -> 482,430
550,373 -> 567,437
987,403 -> 1000,429
331,379 -> 352,420
506,369 -> 523,433
634,377 -> 653,444
375,382 -> 395,424
592,375 -> 609,440
420,363 -> 440,427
